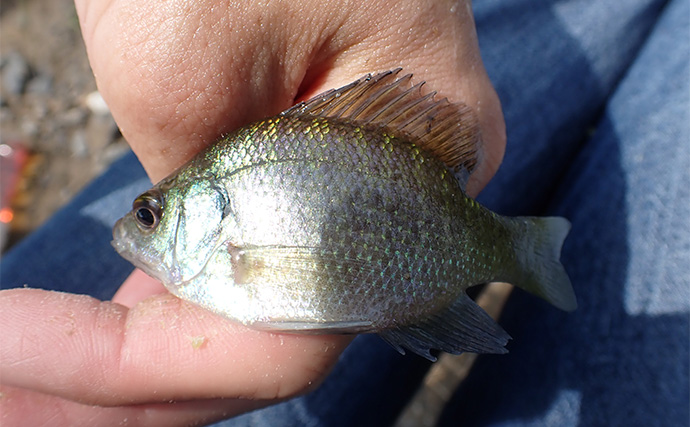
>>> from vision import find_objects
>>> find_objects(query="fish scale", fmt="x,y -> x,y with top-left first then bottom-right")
112,70 -> 576,360
226,124 -> 464,316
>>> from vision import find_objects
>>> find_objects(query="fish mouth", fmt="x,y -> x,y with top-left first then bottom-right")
111,234 -> 166,283
110,238 -> 127,256
111,218 -> 157,277
111,237 -> 134,262
111,223 -> 140,268
111,218 -> 133,256
112,219 -> 126,250
111,217 -> 178,286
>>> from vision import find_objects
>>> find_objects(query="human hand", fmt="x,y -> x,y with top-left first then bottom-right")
1,0 -> 505,425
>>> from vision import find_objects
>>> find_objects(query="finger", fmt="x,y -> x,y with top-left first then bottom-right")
74,0 -> 355,182
0,288 -> 350,407
0,385 -> 264,427
75,0 -> 504,190
111,269 -> 167,308
314,0 -> 505,196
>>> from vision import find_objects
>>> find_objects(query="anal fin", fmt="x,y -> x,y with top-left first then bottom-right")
379,293 -> 511,362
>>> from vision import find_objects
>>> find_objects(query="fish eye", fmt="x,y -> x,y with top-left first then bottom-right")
132,192 -> 163,230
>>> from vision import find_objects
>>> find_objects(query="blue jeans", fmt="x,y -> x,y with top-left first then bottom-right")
2,0 -> 688,425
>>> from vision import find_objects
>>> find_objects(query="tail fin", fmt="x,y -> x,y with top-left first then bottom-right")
509,216 -> 577,312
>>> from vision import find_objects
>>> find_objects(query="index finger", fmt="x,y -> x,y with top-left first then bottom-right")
0,288 -> 350,407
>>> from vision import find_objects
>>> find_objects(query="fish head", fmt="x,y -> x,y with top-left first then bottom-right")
112,176 -> 236,291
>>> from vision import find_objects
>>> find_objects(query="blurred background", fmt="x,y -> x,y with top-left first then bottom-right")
0,0 -> 129,251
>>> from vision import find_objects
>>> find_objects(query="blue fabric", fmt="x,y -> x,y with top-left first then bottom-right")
1,0 -> 687,425
440,0 -> 690,425
0,151 -> 148,300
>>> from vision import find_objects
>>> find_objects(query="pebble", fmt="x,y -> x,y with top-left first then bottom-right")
32,103 -> 48,120
85,91 -> 111,116
1,51 -> 31,95
26,73 -> 54,96
100,140 -> 130,167
60,107 -> 88,127
0,107 -> 13,123
86,113 -> 121,147
20,119 -> 39,138
70,129 -> 89,158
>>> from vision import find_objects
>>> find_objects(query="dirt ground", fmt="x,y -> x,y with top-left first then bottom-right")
1,0 -> 129,250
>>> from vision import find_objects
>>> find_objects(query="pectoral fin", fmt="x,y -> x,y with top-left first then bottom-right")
379,293 -> 511,361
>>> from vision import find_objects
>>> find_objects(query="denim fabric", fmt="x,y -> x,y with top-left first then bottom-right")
1,0 -> 687,425
439,1 -> 690,425
230,1 -> 690,424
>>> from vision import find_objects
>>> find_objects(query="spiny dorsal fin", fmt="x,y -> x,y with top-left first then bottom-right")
282,69 -> 483,184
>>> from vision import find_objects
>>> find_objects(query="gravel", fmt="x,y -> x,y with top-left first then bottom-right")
1,0 -> 129,249
1,50 -> 31,95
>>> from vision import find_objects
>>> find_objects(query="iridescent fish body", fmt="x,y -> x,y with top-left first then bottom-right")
112,70 -> 576,360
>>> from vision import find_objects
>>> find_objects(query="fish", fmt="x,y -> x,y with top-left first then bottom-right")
112,69 -> 576,361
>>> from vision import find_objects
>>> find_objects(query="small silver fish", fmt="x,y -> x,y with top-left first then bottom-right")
112,69 -> 576,361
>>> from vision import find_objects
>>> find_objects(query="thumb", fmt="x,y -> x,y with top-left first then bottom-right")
75,0 -> 504,190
